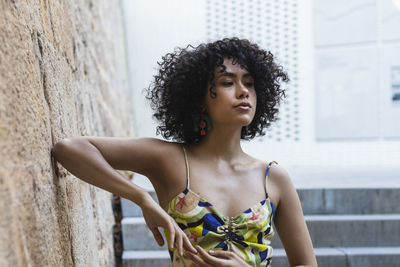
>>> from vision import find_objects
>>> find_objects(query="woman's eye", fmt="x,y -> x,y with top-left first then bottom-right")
221,81 -> 253,87
222,82 -> 233,86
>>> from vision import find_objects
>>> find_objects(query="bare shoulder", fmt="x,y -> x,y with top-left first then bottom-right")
269,162 -> 291,183
89,136 -> 186,191
150,140 -> 186,170
267,162 -> 295,209
140,140 -> 188,207
77,135 -> 180,177
139,139 -> 186,187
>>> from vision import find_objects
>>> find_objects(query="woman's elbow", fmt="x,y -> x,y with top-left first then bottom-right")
51,138 -> 75,158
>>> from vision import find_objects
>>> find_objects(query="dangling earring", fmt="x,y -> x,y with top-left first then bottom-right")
193,112 -> 212,135
245,126 -> 249,135
199,118 -> 207,135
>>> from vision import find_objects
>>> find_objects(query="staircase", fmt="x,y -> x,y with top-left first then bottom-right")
121,167 -> 400,267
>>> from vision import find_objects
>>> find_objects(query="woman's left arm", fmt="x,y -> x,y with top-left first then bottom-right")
272,164 -> 318,267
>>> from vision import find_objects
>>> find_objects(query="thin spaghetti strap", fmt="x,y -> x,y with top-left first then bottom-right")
265,160 -> 278,198
181,145 -> 190,190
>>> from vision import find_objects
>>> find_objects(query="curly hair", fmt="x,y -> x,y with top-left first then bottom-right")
143,37 -> 289,144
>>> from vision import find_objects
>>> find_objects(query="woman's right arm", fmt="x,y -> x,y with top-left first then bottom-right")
51,136 -> 198,256
50,136 -> 166,208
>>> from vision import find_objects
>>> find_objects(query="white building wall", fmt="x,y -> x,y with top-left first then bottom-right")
121,0 -> 400,170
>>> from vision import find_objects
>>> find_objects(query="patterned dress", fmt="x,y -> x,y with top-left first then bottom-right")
163,145 -> 278,267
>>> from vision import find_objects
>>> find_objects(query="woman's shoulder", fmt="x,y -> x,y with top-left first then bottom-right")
261,159 -> 291,185
243,154 -> 288,183
130,138 -> 185,177
266,161 -> 297,208
243,155 -> 292,206
161,140 -> 186,155
152,139 -> 187,172
243,154 -> 279,169
149,139 -> 185,162
141,138 -> 184,154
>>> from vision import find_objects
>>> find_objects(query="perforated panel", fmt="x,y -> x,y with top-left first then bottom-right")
205,0 -> 300,142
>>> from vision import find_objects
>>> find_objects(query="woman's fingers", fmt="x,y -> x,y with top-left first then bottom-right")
174,225 -> 195,257
168,219 -> 198,255
183,233 -> 198,254
186,251 -> 211,267
176,231 -> 183,256
206,249 -> 236,259
192,245 -> 225,266
167,223 -> 175,249
180,230 -> 196,253
149,227 -> 164,246
163,218 -> 198,256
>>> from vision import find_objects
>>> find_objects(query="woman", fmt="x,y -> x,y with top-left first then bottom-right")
52,37 -> 317,266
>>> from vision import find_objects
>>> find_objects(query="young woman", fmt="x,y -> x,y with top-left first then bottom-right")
52,37 -> 317,267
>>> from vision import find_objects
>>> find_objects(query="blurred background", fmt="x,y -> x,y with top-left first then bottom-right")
1,0 -> 399,266
119,3 -> 400,264
121,0 -> 400,171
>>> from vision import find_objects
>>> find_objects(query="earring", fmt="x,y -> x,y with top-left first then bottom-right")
193,113 -> 212,135
200,120 -> 207,135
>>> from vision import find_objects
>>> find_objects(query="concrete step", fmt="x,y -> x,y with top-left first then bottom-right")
271,214 -> 400,248
274,247 -> 400,267
121,187 -> 400,217
121,217 -> 168,251
122,247 -> 400,267
121,189 -> 159,217
121,214 -> 400,250
298,188 -> 400,215
122,250 -> 170,267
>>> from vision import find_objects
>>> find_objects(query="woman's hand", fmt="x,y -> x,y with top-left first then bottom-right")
140,195 -> 198,257
186,245 -> 251,267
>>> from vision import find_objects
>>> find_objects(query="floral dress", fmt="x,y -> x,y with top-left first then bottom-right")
163,145 -> 278,267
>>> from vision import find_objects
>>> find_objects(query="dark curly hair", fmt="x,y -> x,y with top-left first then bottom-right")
143,37 -> 289,144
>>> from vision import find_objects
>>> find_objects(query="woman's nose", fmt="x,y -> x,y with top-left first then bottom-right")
237,82 -> 249,97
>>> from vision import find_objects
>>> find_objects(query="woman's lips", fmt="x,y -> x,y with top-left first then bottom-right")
235,105 -> 251,110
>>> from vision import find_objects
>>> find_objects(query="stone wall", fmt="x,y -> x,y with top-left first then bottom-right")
0,0 -> 132,266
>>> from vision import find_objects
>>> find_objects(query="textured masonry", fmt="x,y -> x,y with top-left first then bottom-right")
0,1 -> 132,266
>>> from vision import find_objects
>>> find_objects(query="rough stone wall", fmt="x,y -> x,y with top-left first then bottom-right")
0,0 -> 132,266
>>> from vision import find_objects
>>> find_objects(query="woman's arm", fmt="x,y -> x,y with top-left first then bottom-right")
51,136 -> 197,255
50,136 -> 166,205
272,164 -> 318,267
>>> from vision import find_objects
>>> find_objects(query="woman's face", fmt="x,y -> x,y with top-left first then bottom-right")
203,57 -> 257,128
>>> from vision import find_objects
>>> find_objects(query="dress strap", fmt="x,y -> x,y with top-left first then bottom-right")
181,145 -> 190,190
265,160 -> 278,198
